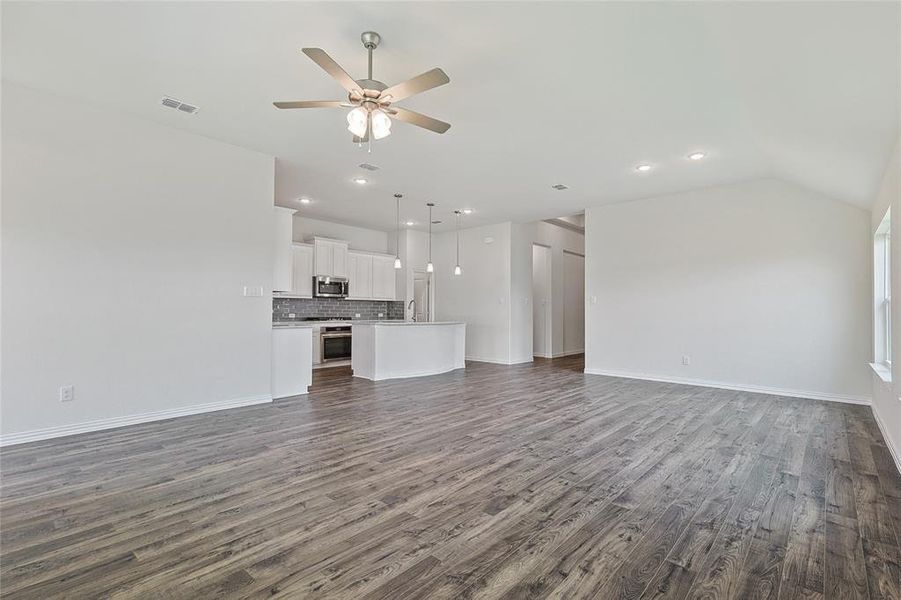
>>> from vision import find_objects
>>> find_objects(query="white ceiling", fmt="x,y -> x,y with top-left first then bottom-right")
3,2 -> 898,232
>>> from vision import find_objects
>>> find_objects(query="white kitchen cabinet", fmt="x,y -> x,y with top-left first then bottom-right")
291,243 -> 314,297
273,207 -> 297,292
348,252 -> 373,299
313,238 -> 349,278
272,326 -> 312,398
371,255 -> 396,300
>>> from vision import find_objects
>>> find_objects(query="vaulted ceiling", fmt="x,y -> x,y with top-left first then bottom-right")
3,1 -> 898,231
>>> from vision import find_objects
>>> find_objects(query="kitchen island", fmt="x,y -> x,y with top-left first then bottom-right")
351,321 -> 466,381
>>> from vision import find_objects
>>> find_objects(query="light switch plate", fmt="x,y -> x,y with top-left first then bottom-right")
243,286 -> 263,297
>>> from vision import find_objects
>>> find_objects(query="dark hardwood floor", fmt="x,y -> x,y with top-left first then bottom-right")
1,356 -> 899,599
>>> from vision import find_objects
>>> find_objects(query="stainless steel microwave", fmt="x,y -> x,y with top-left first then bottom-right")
313,276 -> 349,298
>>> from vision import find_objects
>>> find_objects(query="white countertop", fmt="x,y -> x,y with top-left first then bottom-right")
353,320 -> 465,326
273,320 -> 464,329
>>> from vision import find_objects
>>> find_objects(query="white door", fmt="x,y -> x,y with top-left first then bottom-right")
371,256 -> 396,300
532,244 -> 551,357
292,244 -> 313,297
413,272 -> 431,322
563,251 -> 585,355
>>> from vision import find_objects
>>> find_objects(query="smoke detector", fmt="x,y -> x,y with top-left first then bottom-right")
161,96 -> 199,115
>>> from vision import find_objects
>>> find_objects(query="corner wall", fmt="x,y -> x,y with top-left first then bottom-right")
869,136 -> 901,471
584,178 -> 872,405
1,83 -> 276,443
511,221 -> 585,362
433,222 -> 513,364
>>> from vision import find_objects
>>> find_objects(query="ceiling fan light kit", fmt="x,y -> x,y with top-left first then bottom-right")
274,31 -> 451,145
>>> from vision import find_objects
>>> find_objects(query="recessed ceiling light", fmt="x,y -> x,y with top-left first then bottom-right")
687,152 -> 706,161
299,197 -> 311,204
462,209 -> 473,215
353,177 -> 368,185
405,221 -> 415,226
635,164 -> 652,172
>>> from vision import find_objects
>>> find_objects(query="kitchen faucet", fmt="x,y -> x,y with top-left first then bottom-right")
408,299 -> 416,322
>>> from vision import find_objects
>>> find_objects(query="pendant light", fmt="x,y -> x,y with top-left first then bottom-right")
393,193 -> 403,269
453,210 -> 463,276
426,202 -> 435,273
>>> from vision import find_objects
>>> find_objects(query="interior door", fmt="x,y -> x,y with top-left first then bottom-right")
532,244 -> 551,357
563,251 -> 585,355
413,272 -> 431,322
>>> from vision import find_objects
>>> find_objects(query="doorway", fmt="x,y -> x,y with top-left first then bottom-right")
412,271 -> 432,322
532,244 -> 552,358
563,250 -> 585,355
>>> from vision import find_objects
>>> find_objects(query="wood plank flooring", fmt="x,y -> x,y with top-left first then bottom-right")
1,356 -> 899,599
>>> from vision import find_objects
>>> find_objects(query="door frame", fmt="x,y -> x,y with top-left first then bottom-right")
532,243 -> 553,358
562,249 -> 585,356
412,269 -> 434,322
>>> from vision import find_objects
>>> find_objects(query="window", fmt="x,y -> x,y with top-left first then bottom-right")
875,209 -> 892,366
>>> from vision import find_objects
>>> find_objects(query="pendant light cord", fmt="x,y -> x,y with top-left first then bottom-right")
455,211 -> 460,264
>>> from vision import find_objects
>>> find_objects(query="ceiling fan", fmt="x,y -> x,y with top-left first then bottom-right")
274,31 -> 451,143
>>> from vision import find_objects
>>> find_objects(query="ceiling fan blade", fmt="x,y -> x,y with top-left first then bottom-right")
391,107 -> 451,134
302,48 -> 362,94
380,68 -> 449,102
273,100 -> 345,109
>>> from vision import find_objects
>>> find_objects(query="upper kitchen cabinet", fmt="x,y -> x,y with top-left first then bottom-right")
273,207 -> 297,293
291,243 -> 314,297
348,251 -> 373,299
313,238 -> 349,278
371,255 -> 396,300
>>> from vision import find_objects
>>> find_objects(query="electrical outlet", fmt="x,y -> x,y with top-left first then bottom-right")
288,313 -> 296,318
378,312 -> 384,317
59,385 -> 74,402
355,313 -> 361,318
682,355 -> 691,366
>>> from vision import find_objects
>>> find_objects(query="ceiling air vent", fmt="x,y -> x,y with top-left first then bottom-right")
551,184 -> 569,191
161,96 -> 199,115
358,163 -> 380,171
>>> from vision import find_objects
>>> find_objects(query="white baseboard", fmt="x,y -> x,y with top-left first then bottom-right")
0,394 -> 273,447
871,402 -> 901,475
553,349 -> 584,358
466,355 -> 532,366
583,368 -> 871,406
533,350 -> 583,359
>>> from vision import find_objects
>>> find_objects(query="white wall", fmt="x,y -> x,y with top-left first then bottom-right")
434,222 -> 513,363
869,136 -> 901,471
293,215 -> 388,253
584,179 -> 871,404
510,221 -> 586,361
1,83 -> 275,443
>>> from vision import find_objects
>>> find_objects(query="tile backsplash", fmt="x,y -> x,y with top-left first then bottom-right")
273,297 -> 405,321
